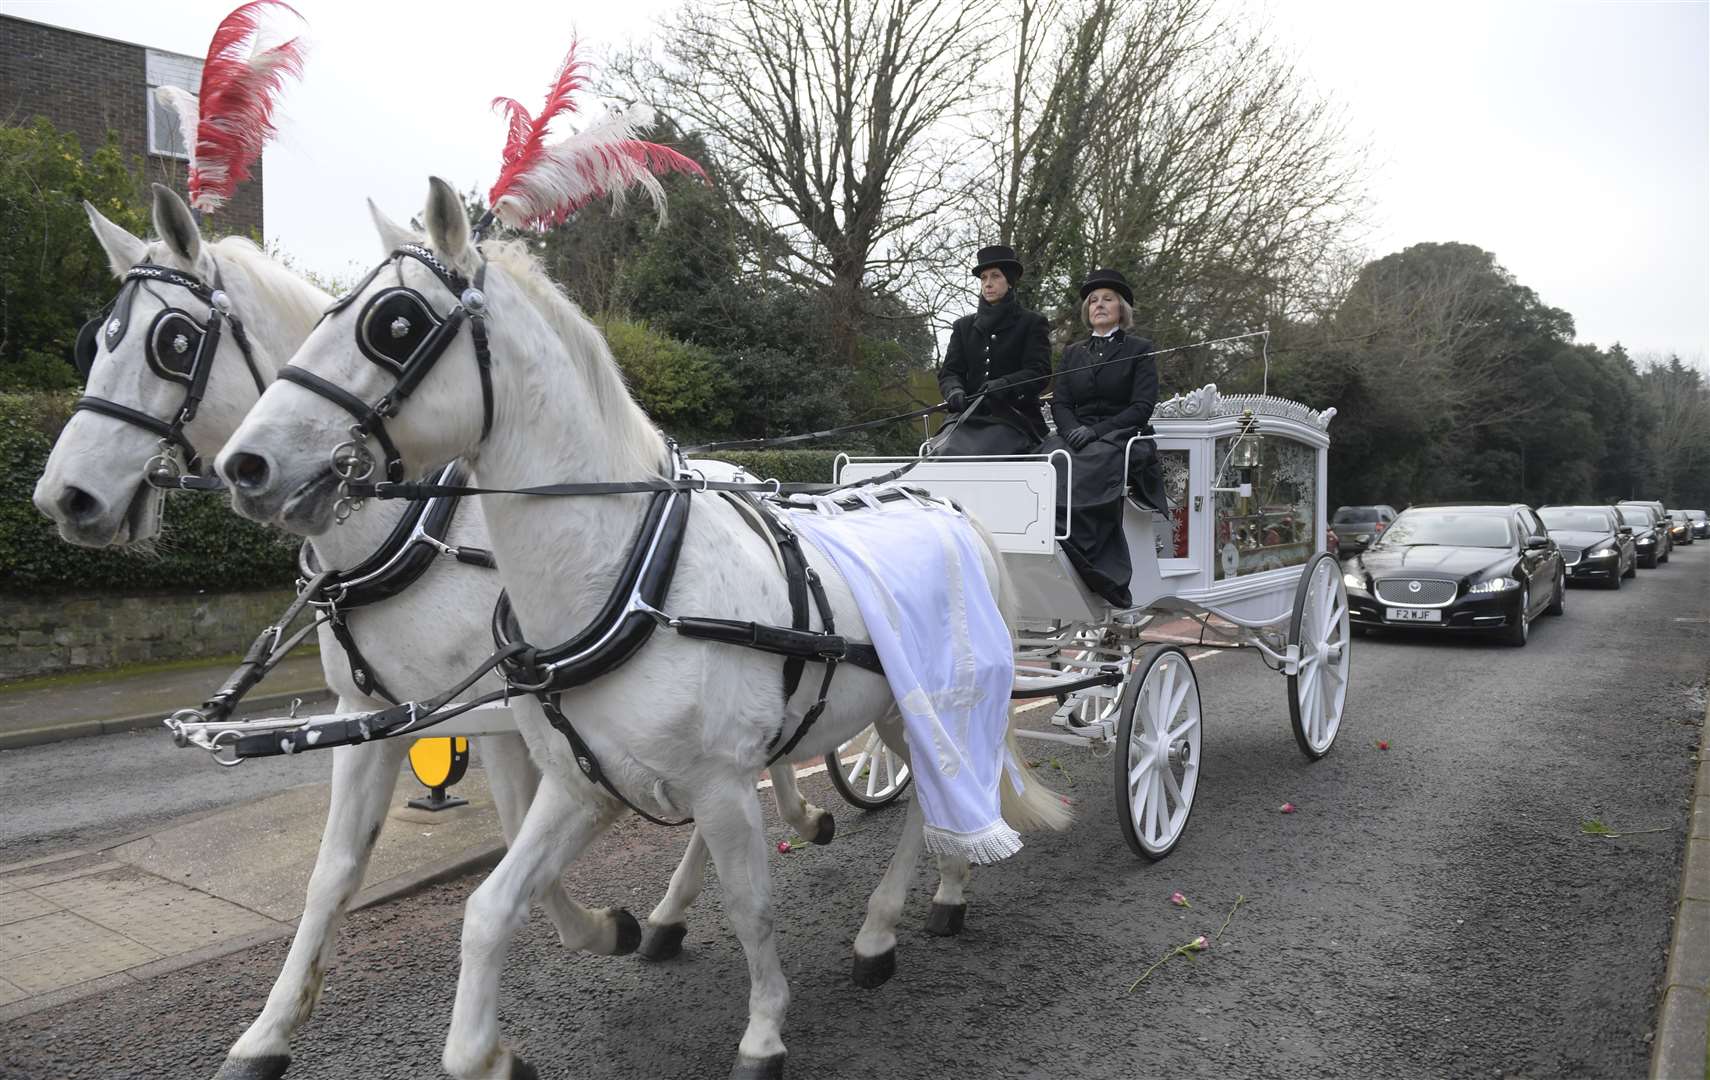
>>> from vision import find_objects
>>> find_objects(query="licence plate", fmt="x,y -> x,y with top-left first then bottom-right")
1386,607 -> 1442,623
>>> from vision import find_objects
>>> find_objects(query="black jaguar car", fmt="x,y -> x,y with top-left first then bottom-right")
1537,505 -> 1637,588
1615,504 -> 1667,567
1666,510 -> 1695,546
1342,504 -> 1566,647
1688,510 -> 1710,540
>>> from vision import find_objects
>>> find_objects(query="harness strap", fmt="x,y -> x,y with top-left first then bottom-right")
72,396 -> 198,462
199,569 -> 336,724
325,610 -> 400,704
538,692 -> 693,827
348,457 -> 926,502
277,365 -> 407,482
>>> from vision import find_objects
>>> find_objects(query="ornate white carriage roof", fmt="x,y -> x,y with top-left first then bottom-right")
1154,383 -> 1337,431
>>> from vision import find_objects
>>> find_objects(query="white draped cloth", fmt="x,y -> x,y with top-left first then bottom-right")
785,489 -> 1023,864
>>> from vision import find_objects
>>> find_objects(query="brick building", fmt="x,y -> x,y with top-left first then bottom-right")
1,14 -> 266,237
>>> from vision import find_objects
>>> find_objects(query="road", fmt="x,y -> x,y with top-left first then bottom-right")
4,546 -> 1707,1080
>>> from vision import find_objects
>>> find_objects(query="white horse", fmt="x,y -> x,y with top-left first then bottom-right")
218,177 -> 1070,1080
33,185 -> 836,1080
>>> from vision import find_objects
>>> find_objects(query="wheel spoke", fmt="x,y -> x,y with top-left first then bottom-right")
1128,753 -> 1151,791
1147,770 -> 1166,844
1160,758 -> 1185,809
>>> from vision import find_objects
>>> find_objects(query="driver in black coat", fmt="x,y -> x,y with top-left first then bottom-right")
933,245 -> 1051,456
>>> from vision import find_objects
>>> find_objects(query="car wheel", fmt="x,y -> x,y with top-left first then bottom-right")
1546,573 -> 1564,616
1623,558 -> 1637,579
1606,566 -> 1622,590
1501,586 -> 1530,647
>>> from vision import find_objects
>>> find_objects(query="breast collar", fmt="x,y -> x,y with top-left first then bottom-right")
296,459 -> 495,702
71,261 -> 267,472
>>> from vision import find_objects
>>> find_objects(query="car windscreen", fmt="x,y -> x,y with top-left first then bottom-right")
1332,507 -> 1381,525
1669,511 -> 1689,522
1618,507 -> 1652,527
1374,512 -> 1512,549
1690,511 -> 1708,522
1539,510 -> 1611,533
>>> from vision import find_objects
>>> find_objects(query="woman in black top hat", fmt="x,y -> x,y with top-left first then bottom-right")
933,244 -> 1052,456
1038,267 -> 1165,609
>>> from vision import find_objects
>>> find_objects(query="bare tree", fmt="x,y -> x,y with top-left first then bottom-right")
976,0 -> 1366,387
623,0 -> 995,366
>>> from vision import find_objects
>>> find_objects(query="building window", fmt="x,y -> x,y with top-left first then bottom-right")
147,90 -> 189,158
145,49 -> 202,160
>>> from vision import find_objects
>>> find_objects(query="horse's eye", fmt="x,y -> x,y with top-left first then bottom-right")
147,310 -> 205,384
358,289 -> 441,372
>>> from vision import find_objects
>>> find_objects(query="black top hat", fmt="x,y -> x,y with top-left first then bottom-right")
971,245 -> 1024,280
1079,267 -> 1134,305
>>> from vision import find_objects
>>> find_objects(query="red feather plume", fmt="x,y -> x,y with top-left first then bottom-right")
485,43 -> 707,230
187,1 -> 308,212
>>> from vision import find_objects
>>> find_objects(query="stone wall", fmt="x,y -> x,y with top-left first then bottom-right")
0,589 -> 299,681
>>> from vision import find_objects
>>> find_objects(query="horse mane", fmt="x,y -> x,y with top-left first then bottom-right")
477,237 -> 665,475
206,236 -> 331,331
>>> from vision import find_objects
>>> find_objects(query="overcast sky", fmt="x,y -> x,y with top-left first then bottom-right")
9,0 -> 1707,361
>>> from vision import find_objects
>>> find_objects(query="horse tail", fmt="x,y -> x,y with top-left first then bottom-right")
963,509 -> 1073,835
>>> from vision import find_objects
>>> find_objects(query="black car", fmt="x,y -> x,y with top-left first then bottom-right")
1537,505 -> 1637,588
1343,503 -> 1566,647
1615,504 -> 1668,567
1665,510 -> 1695,546
1330,504 -> 1399,558
1688,510 -> 1709,540
1619,501 -> 1673,560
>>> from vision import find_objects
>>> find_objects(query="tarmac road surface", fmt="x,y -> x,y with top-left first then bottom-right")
4,548 -> 1706,1080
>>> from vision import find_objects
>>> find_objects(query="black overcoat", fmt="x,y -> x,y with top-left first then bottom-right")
934,297 -> 1052,454
1038,329 -> 1164,609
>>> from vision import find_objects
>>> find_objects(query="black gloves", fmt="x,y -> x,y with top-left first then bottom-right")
1066,426 -> 1097,450
944,387 -> 967,412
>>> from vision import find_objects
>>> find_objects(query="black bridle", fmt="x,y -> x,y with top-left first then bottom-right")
72,262 -> 266,477
280,244 -> 493,516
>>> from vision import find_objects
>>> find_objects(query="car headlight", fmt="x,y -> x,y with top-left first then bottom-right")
1343,572 -> 1365,591
1468,576 -> 1519,593
1589,545 -> 1617,558
1637,536 -> 1655,546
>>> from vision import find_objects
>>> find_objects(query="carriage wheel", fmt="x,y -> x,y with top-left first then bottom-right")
1114,645 -> 1203,861
825,725 -> 912,810
1286,552 -> 1351,759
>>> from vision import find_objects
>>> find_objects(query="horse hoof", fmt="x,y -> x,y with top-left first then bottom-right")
810,814 -> 836,846
924,901 -> 966,937
510,1058 -> 540,1080
851,947 -> 896,988
639,921 -> 687,962
610,907 -> 642,955
730,1052 -> 786,1079
214,1056 -> 290,1080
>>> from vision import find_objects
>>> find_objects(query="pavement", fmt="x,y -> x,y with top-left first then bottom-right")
0,653 -> 502,1022
1653,679 -> 1710,1079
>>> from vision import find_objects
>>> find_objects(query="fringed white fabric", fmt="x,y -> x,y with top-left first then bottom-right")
786,489 -> 1022,866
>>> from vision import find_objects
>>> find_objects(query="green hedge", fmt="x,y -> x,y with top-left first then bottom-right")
1,393 -> 299,595
715,450 -> 846,484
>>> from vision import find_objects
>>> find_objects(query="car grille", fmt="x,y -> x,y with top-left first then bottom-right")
1560,547 -> 1582,566
1375,578 -> 1459,605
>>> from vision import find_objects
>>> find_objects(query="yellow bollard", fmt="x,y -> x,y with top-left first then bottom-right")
407,736 -> 470,811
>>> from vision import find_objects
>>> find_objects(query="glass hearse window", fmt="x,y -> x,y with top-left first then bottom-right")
1380,511 -> 1512,549
1154,448 -> 1192,560
1540,509 -> 1613,532
1213,434 -> 1317,581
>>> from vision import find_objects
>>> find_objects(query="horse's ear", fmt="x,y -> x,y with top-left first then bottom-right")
151,183 -> 202,267
367,198 -> 416,255
84,200 -> 148,278
423,177 -> 471,268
